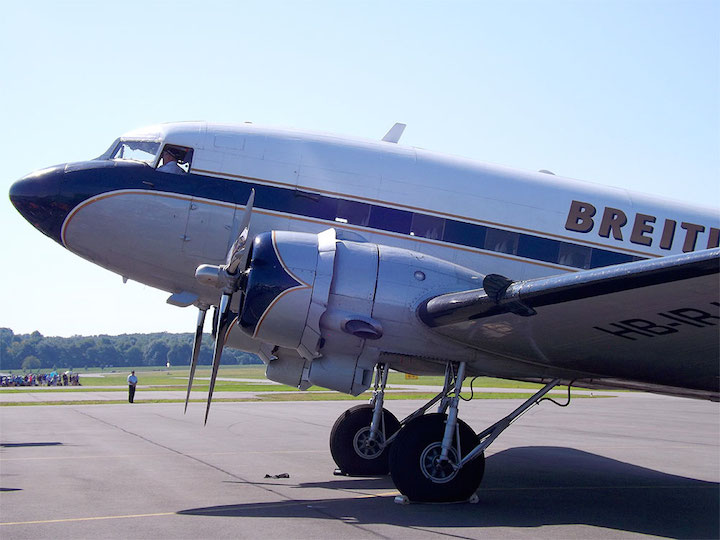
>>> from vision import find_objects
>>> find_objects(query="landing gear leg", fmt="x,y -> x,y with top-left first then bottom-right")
329,364 -> 400,476
389,370 -> 561,503
389,361 -> 484,502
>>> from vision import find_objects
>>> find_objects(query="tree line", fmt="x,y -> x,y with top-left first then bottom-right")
0,328 -> 262,371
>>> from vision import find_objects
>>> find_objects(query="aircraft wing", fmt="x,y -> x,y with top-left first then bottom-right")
419,248 -> 720,398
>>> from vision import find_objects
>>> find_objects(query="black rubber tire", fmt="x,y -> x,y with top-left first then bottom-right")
329,404 -> 401,476
389,413 -> 485,502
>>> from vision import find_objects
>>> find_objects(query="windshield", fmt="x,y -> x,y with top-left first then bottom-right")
110,140 -> 160,164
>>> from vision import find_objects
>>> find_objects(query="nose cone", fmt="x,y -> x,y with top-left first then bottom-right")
10,165 -> 68,243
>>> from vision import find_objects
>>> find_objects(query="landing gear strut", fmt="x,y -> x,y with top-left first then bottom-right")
388,362 -> 561,503
329,364 -> 400,475
388,362 -> 485,502
330,360 -> 563,501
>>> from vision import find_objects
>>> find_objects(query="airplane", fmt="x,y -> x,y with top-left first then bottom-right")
9,121 -> 719,503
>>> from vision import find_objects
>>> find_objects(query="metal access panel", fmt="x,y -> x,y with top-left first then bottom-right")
183,198 -> 237,262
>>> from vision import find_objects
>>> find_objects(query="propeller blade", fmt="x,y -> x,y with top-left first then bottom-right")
198,190 -> 254,424
184,306 -> 207,414
205,293 -> 231,425
226,189 -> 255,274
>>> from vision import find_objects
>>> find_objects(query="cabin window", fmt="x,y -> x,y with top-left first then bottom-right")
443,219 -> 487,248
110,140 -> 160,164
368,206 -> 412,234
157,145 -> 193,174
485,229 -> 519,255
557,243 -> 591,268
291,191 -> 337,221
590,248 -> 635,268
517,235 -> 560,264
261,188 -> 336,221
411,213 -> 445,240
336,199 -> 370,226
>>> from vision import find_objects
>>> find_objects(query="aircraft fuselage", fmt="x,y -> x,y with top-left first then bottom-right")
10,122 -> 720,392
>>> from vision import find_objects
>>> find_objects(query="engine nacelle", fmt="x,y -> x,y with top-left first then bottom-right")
239,229 -> 334,355
238,228 -> 484,395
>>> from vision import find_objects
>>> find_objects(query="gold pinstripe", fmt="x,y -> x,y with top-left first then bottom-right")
192,167 -> 660,258
251,231 -> 311,338
60,189 -> 583,271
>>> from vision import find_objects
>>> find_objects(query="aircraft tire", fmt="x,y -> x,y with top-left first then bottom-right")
329,404 -> 401,476
389,413 -> 485,502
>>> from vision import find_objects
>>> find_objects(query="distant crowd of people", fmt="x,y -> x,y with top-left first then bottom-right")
0,372 -> 80,387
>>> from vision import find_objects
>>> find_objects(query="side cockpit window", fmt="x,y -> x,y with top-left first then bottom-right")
110,140 -> 160,164
157,144 -> 193,174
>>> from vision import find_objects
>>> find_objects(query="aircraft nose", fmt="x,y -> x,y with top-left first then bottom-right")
10,164 -> 65,201
9,164 -> 67,243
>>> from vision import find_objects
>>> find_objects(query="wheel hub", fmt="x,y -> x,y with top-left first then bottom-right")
353,427 -> 384,460
420,443 -> 459,483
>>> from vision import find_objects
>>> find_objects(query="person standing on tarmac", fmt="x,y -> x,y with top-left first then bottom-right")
127,371 -> 138,403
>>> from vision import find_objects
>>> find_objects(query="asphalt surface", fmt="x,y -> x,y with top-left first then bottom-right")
1,394 -> 718,539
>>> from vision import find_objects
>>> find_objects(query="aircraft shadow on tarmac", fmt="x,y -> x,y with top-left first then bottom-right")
0,442 -> 64,492
178,446 -> 719,539
0,442 -> 63,448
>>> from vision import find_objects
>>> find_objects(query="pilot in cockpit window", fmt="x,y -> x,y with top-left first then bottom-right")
157,145 -> 192,174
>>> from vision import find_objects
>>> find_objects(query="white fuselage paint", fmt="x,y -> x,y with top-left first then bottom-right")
62,122 -> 718,300
59,122 -> 719,377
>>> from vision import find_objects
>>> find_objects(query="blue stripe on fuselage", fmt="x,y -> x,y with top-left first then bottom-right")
52,160 -> 641,270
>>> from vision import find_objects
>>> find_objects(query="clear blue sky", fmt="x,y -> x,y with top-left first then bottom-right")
1,0 -> 718,337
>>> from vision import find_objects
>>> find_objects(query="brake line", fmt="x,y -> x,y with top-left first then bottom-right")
459,377 -> 575,406
538,380 -> 575,407
459,376 -> 480,401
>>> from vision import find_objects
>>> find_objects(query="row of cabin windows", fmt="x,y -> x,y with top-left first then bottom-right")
136,146 -> 647,269
153,161 -> 640,270
253,188 -> 640,269
146,147 -> 644,269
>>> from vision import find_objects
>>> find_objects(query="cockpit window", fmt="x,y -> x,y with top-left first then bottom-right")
156,144 -> 193,174
110,140 -> 160,164
96,138 -> 120,160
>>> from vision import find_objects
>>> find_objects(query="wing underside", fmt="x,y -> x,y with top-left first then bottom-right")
419,249 -> 720,399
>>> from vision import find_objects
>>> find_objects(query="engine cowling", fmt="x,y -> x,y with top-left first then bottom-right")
236,228 -> 484,395
239,229 -> 335,354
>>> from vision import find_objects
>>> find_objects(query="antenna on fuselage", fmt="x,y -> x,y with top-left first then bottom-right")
382,123 -> 406,143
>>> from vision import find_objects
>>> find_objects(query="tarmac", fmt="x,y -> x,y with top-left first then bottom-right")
1,391 -> 718,539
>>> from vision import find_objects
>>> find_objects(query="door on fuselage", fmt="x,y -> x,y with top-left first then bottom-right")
152,143 -> 233,263
183,198 -> 238,262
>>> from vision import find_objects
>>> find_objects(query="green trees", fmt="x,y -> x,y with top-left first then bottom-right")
21,356 -> 41,371
0,328 -> 261,370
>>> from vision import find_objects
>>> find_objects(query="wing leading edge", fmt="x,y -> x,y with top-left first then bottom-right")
419,249 -> 720,399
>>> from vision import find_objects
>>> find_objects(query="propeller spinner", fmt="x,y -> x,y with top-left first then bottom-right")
184,190 -> 255,423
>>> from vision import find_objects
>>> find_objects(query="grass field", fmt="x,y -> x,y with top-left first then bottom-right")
1,392 -> 587,407
2,365 -> 556,392
1,365 -> 609,406
6,365 -> 552,392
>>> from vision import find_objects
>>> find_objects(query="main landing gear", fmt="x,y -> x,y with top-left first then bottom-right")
329,361 -> 562,503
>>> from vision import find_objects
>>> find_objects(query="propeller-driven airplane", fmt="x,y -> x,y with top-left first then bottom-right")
10,121 -> 719,502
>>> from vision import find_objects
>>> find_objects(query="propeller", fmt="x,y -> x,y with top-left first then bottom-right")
185,190 -> 255,424
184,305 -> 207,414
205,294 -> 231,424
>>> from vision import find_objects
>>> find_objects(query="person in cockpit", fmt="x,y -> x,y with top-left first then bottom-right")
157,147 -> 185,174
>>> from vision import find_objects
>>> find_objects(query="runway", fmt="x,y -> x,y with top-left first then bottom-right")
1,395 -> 718,539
